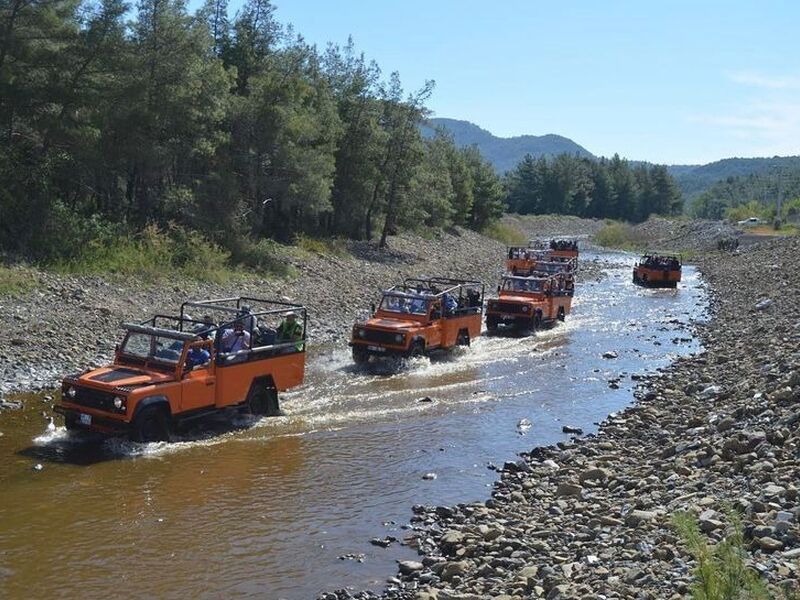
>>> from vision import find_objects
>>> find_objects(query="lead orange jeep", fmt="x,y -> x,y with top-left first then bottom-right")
54,297 -> 307,442
485,273 -> 573,333
350,277 -> 484,364
633,254 -> 682,288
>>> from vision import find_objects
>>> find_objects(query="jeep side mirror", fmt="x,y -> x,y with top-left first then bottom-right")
496,285 -> 500,293
370,303 -> 376,313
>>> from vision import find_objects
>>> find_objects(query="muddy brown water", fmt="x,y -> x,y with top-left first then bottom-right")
0,252 -> 707,599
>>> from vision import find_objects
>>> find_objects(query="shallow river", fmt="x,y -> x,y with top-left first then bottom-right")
0,252 -> 707,599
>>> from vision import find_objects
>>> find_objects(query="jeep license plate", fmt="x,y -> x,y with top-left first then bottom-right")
367,345 -> 386,352
79,413 -> 92,425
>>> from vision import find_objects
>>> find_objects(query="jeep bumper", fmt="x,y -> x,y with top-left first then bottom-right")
54,405 -> 130,434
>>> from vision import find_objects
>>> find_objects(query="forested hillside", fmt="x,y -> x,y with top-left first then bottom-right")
422,118 -> 594,173
670,156 -> 800,201
504,154 -> 683,221
690,168 -> 800,221
0,0 -> 504,265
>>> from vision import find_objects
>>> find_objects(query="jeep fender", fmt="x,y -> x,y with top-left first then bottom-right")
131,395 -> 171,421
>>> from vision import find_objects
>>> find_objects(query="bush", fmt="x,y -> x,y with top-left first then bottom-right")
230,237 -> 297,279
673,511 -> 772,600
482,221 -> 527,246
53,225 -> 233,283
594,222 -> 637,248
294,234 -> 351,258
0,265 -> 38,296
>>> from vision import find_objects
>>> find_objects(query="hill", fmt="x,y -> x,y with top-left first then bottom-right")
421,118 -> 594,173
668,156 -> 800,201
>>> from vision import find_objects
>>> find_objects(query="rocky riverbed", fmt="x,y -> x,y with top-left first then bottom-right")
0,227 -> 605,397
322,236 -> 800,600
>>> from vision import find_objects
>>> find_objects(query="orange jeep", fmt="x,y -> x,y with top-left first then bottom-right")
506,246 -> 550,275
54,297 -> 307,442
485,273 -> 573,333
633,254 -> 682,288
350,277 -> 484,363
547,238 -> 580,261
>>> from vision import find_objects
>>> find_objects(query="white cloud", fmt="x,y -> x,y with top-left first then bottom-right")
727,70 -> 800,90
687,73 -> 800,158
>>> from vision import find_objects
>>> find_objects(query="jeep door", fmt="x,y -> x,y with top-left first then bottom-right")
180,343 -> 216,413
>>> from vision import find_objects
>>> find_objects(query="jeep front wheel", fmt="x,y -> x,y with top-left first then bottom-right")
407,341 -> 425,359
131,406 -> 171,443
352,346 -> 370,365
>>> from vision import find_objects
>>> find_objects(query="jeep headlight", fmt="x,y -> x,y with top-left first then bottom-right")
66,386 -> 77,399
113,396 -> 124,409
394,333 -> 404,343
522,305 -> 530,312
357,328 -> 366,338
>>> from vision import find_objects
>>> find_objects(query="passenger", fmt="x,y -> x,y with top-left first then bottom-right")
409,296 -> 426,314
238,305 -> 257,333
277,311 -> 304,351
221,320 -> 251,353
194,314 -> 216,340
442,292 -> 458,316
186,345 -> 210,368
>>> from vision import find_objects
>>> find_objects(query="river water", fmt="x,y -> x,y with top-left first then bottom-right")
0,252 -> 707,599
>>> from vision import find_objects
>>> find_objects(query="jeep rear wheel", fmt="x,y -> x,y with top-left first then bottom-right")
248,386 -> 281,417
131,406 -> 171,443
352,346 -> 370,365
456,330 -> 470,346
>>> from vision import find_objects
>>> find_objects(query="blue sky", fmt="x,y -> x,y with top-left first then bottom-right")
217,0 -> 800,165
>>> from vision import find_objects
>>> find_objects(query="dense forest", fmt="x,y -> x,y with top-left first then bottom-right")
503,153 -> 683,222
0,0 -> 505,264
690,168 -> 800,221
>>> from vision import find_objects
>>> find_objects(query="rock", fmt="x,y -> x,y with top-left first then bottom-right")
440,560 -> 470,581
755,298 -> 773,311
716,417 -> 735,432
422,472 -> 437,480
555,483 -> 584,497
757,537 -> 784,552
625,510 -> 658,527
578,467 -> 609,484
561,425 -> 583,434
398,560 -> 423,576
602,351 -> 618,359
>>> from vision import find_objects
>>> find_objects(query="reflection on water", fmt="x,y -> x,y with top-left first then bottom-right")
0,253 -> 707,599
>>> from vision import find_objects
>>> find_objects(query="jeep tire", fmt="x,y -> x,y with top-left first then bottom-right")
352,345 -> 370,365
131,406 -> 171,443
248,386 -> 281,417
407,341 -> 425,359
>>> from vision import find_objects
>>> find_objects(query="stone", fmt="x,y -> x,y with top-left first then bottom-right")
579,467 -> 610,483
755,298 -> 773,310
602,351 -> 618,359
757,537 -> 784,552
398,560 -> 424,576
555,483 -> 584,497
625,510 -> 657,527
716,417 -> 735,432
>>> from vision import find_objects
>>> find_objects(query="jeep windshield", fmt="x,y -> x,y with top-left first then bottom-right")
121,332 -> 186,364
379,293 -> 430,316
502,278 -> 545,293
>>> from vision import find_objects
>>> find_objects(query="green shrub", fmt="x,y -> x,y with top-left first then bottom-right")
482,221 -> 527,246
294,234 -> 351,258
230,237 -> 297,279
673,511 -> 771,600
594,222 -> 637,248
0,265 -> 38,296
52,225 -> 234,283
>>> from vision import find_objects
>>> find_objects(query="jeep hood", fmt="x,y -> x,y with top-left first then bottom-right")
77,366 -> 175,387
365,317 -> 421,329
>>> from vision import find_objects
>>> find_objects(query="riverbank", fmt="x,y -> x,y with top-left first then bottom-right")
0,226 -> 608,397
323,236 -> 800,599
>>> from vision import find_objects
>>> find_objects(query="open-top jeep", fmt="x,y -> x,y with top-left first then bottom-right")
633,254 -> 682,288
485,273 -> 573,333
350,277 -> 484,364
54,297 -> 307,442
506,246 -> 550,275
546,238 -> 580,261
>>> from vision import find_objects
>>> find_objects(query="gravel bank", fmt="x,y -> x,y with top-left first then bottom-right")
0,227 -> 605,396
322,237 -> 800,600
